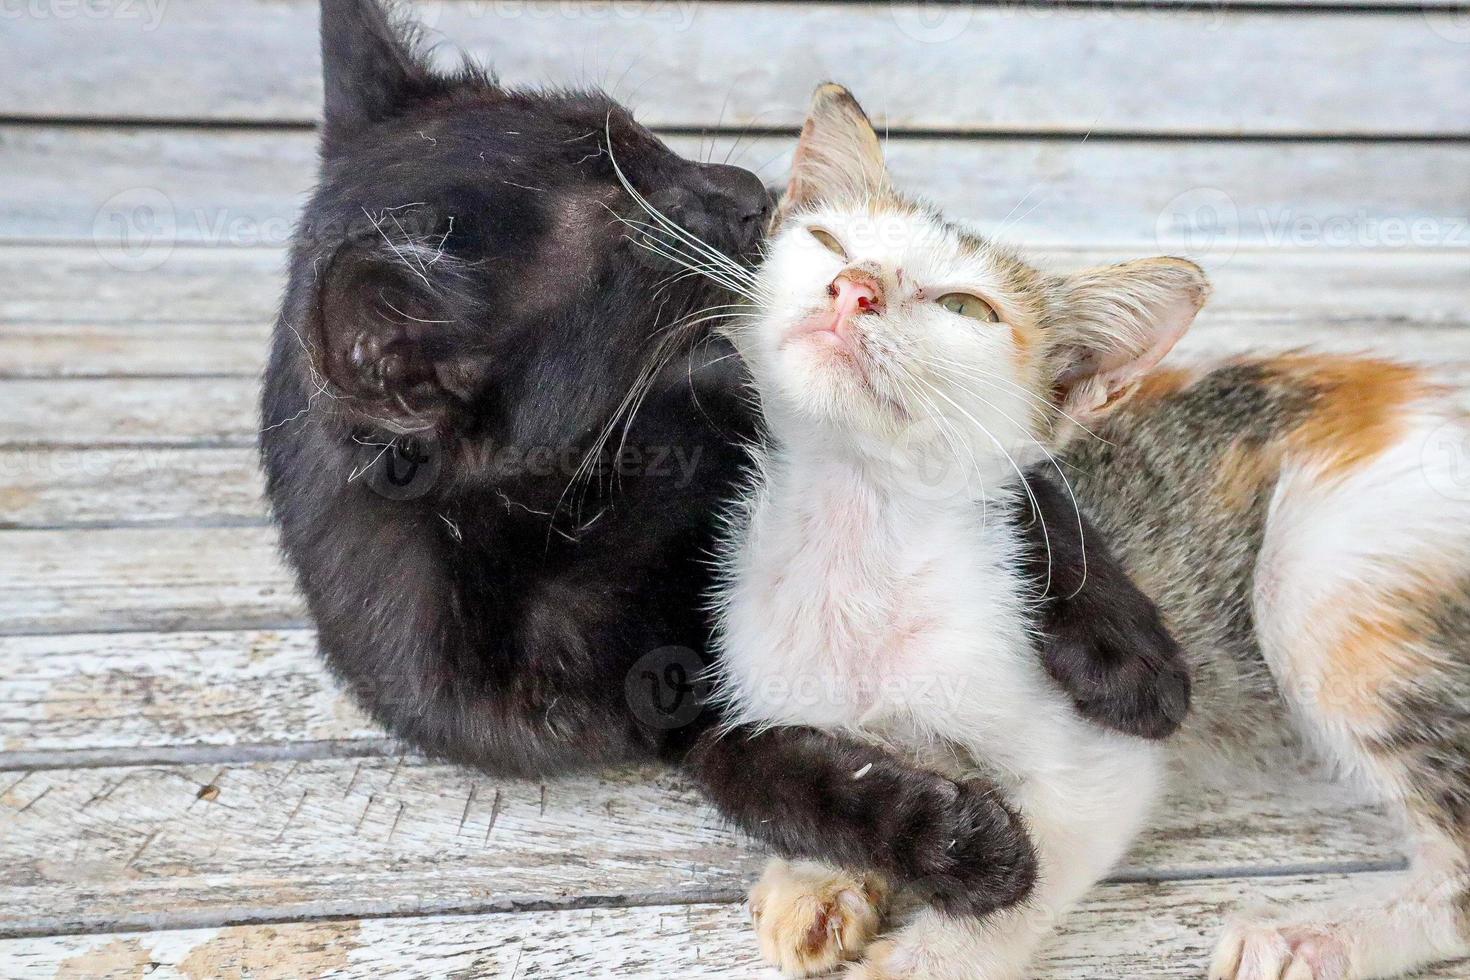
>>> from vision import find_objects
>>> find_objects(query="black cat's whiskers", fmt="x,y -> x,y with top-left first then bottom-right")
553,299 -> 737,533
604,129 -> 760,294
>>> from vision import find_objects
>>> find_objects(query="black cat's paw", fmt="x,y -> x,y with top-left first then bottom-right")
1044,598 -> 1191,741
887,776 -> 1038,918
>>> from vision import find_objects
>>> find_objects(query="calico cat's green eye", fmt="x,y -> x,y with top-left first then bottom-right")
808,227 -> 847,259
936,292 -> 999,323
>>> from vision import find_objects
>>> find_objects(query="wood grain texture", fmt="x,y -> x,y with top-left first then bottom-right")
0,754 -> 1402,937
7,2 -> 1469,136
6,245 -> 1468,326
6,874 -> 1467,980
0,629 -> 380,754
0,527 -> 303,635
0,378 -> 259,448
7,312 -> 1470,385
8,342 -> 1470,454
0,322 -> 269,378
0,448 -> 266,529
0,246 -> 288,324
10,126 -> 1469,248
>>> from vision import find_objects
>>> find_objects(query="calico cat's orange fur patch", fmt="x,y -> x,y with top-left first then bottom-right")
1268,355 -> 1436,481
1125,365 -> 1197,408
1214,439 -> 1283,512
1308,575 -> 1452,727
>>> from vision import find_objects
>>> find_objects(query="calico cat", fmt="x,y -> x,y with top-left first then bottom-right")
721,85 -> 1470,980
261,0 -> 1185,923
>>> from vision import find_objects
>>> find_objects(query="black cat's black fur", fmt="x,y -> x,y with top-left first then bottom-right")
261,0 -> 1186,917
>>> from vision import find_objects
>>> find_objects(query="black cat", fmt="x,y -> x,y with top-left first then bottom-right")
260,0 -> 1187,917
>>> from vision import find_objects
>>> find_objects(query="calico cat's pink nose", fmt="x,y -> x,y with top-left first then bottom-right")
827,273 -> 884,328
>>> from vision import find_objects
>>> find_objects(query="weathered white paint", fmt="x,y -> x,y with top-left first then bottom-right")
0,755 -> 1402,938
7,2 -> 1469,135
0,448 -> 267,530
11,874 -> 1469,979
10,127 -> 1470,248
0,527 -> 303,635
0,322 -> 270,378
0,629 -> 380,753
7,245 -> 1468,326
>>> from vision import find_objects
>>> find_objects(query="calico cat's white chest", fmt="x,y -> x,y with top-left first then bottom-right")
716,471 -> 1035,732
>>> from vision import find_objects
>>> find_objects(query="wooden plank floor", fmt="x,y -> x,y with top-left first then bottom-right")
2,240 -> 1467,977
6,0 -> 1470,975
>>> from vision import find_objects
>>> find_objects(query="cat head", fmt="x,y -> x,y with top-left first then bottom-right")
732,84 -> 1208,481
270,0 -> 770,479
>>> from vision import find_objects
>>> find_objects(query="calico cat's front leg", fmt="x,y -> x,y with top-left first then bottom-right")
685,725 -> 1038,919
849,748 -> 1162,980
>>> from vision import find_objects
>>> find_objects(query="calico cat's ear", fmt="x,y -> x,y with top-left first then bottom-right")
319,0 -> 445,147
309,243 -> 489,432
782,83 -> 891,216
1046,257 -> 1210,421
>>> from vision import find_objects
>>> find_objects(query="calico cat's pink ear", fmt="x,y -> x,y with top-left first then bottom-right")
783,83 -> 890,215
1047,257 -> 1210,421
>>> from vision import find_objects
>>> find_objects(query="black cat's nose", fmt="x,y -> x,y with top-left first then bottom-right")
699,163 -> 773,253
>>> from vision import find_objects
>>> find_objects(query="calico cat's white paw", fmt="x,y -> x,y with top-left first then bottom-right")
1210,922 -> 1350,980
750,859 -> 888,978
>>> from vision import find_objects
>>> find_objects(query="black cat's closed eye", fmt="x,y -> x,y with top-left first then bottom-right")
808,226 -> 847,259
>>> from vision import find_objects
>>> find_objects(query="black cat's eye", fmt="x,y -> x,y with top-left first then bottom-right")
808,227 -> 847,259
936,292 -> 1000,323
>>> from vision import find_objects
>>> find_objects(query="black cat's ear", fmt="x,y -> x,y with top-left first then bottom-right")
782,83 -> 891,217
319,0 -> 442,146
310,243 -> 488,432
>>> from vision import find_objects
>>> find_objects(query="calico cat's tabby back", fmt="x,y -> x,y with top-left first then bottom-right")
1070,356 -> 1470,980
733,85 -> 1470,980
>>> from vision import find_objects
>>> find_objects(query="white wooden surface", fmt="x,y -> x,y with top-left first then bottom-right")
8,2 -> 1469,136
12,126 -> 1470,248
2,0 -> 1468,976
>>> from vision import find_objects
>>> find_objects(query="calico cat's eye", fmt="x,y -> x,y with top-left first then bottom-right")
936,292 -> 999,323
808,227 -> 848,259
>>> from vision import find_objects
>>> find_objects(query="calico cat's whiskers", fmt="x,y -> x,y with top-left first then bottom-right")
906,373 -> 1064,596
912,351 -> 1111,446
909,353 -> 1096,595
